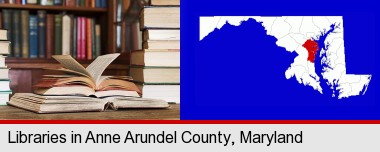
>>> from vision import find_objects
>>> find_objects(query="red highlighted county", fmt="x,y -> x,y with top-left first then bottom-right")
302,39 -> 319,63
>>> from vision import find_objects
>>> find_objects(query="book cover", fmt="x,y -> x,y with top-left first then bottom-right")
71,15 -> 76,58
86,18 -> 92,60
37,10 -> 46,58
95,24 -> 101,58
12,10 -> 21,58
91,19 -> 96,59
80,17 -> 86,59
20,10 -> 30,58
39,0 -> 53,5
76,17 -> 81,59
29,15 -> 38,58
54,14 -> 62,55
2,10 -> 12,55
62,15 -> 71,55
53,0 -> 62,5
46,14 -> 54,59
26,0 -> 37,4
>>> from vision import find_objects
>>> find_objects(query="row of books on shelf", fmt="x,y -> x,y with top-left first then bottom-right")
0,29 -> 12,105
1,9 -> 101,59
0,0 -> 108,8
130,2 -> 180,103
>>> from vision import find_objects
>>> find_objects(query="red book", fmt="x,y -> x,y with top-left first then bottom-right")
76,17 -> 81,59
15,0 -> 22,4
46,14 -> 54,59
65,0 -> 76,6
81,17 -> 86,60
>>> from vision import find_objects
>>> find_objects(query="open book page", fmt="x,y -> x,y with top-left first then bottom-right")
85,53 -> 120,86
52,55 -> 92,78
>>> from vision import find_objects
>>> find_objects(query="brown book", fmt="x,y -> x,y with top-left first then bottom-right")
140,7 -> 180,29
46,14 -> 54,59
86,18 -> 92,60
65,0 -> 76,6
143,40 -> 180,50
8,93 -> 170,114
150,0 -> 180,6
0,12 -> 2,29
21,10 -> 30,58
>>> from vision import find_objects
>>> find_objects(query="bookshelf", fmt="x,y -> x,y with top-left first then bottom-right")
0,0 -> 130,93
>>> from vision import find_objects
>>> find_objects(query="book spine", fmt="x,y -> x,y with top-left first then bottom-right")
102,0 -> 107,8
95,0 -> 100,8
90,0 -> 94,7
53,0 -> 61,5
26,0 -> 37,4
71,15 -> 77,58
65,0 -> 75,6
95,24 -> 101,57
62,15 -> 71,55
91,19 -> 96,59
29,15 -> 38,58
12,10 -> 21,58
76,17 -> 81,59
54,14 -> 62,55
80,17 -> 86,59
22,0 -> 26,4
46,14 -> 54,59
37,10 -> 46,58
39,0 -> 53,5
15,0 -> 21,4
86,18 -> 92,60
20,10 -> 29,58
2,10 -> 11,56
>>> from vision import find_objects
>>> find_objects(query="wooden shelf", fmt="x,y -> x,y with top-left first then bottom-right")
0,4 -> 107,13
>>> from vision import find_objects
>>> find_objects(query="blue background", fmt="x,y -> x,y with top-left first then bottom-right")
181,0 -> 379,119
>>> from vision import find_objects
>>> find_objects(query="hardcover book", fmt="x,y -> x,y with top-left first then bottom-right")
8,93 -> 169,113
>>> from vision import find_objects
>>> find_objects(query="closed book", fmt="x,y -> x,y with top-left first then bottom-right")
0,93 -> 11,106
37,11 -> 46,58
29,15 -> 38,58
26,0 -> 37,4
129,66 -> 180,84
15,0 -> 21,4
91,19 -> 95,59
143,40 -> 180,50
95,0 -> 100,7
46,14 -> 54,59
80,17 -> 86,59
0,12 -> 2,29
143,29 -> 180,41
0,29 -> 8,41
39,0 -> 53,5
12,10 -> 21,57
137,84 -> 180,103
130,49 -> 180,67
54,14 -> 62,55
0,55 -> 6,68
94,24 -> 101,57
101,0 -> 107,8
72,16 -> 77,58
0,41 -> 10,55
62,15 -> 71,55
2,10 -> 12,48
140,7 -> 180,29
150,0 -> 180,6
86,18 -> 92,60
76,17 -> 81,59
0,79 -> 11,91
0,68 -> 9,79
65,0 -> 75,6
90,0 -> 94,7
53,0 -> 62,5
21,10 -> 29,58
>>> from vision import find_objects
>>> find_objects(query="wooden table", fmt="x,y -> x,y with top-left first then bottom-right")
0,104 -> 179,120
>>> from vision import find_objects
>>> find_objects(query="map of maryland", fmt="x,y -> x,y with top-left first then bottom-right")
200,16 -> 371,99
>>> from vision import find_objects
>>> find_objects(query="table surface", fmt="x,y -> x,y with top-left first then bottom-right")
0,104 -> 179,120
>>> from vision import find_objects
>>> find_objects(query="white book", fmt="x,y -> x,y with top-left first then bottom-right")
62,15 -> 71,55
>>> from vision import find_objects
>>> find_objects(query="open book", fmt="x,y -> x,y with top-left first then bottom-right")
8,93 -> 170,114
33,54 -> 141,98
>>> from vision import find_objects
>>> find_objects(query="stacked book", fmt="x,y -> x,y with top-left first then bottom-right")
0,0 -> 108,8
130,0 -> 180,103
8,54 -> 169,113
0,29 -> 12,105
1,9 -> 101,59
